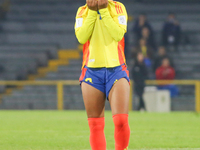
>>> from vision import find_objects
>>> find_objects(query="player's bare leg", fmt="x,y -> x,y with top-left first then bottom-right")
109,78 -> 130,150
81,82 -> 106,150
109,78 -> 130,115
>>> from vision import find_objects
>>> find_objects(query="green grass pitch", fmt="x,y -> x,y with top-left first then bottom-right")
0,111 -> 200,150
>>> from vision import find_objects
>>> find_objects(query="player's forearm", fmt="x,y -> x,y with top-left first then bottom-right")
75,10 -> 97,44
99,8 -> 126,42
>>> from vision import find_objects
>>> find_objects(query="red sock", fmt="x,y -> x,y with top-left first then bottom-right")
113,114 -> 130,150
88,117 -> 106,150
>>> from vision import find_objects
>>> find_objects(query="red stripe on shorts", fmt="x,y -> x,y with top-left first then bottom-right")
122,65 -> 129,78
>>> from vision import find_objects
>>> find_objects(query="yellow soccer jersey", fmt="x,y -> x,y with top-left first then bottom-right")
75,0 -> 128,68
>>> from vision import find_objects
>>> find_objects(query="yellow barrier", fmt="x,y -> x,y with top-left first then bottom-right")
0,80 -> 79,110
0,80 -> 199,112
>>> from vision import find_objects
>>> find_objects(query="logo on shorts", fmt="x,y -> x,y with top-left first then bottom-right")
114,79 -> 118,84
85,78 -> 93,83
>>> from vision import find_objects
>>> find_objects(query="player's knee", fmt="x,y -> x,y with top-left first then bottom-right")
88,117 -> 105,130
87,113 -> 104,118
113,114 -> 129,127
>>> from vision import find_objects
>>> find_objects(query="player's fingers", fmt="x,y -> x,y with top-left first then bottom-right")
98,0 -> 107,6
87,0 -> 93,6
86,0 -> 90,5
100,0 -> 106,4
91,0 -> 95,5
87,0 -> 92,6
94,0 -> 98,5
104,0 -> 108,4
87,0 -> 98,11
97,0 -> 101,5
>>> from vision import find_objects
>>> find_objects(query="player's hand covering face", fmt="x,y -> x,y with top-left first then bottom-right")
86,0 -> 98,11
98,0 -> 108,10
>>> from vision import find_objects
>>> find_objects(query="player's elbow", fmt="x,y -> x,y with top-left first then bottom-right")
115,35 -> 123,42
76,35 -> 87,44
114,33 -> 124,42
114,30 -> 126,42
75,31 -> 87,44
77,38 -> 87,44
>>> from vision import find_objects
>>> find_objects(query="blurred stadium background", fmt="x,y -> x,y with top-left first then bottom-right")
0,0 -> 199,112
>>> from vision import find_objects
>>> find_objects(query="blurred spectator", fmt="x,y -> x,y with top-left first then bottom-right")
153,46 -> 174,72
141,27 -> 156,49
133,13 -> 154,46
156,58 -> 175,80
132,38 -> 154,68
0,0 -> 10,20
132,52 -> 148,111
0,0 -> 10,32
162,13 -> 181,49
156,58 -> 178,97
133,38 -> 154,59
0,64 -> 5,79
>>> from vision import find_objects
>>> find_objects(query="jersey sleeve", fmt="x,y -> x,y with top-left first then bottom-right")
75,6 -> 97,44
99,2 -> 128,42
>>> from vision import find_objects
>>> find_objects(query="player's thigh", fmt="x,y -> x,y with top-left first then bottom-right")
81,82 -> 106,118
108,78 -> 130,116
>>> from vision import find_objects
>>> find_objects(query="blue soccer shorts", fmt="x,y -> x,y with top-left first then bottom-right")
79,64 -> 130,99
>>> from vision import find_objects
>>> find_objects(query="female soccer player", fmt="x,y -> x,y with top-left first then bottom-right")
75,0 -> 130,149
